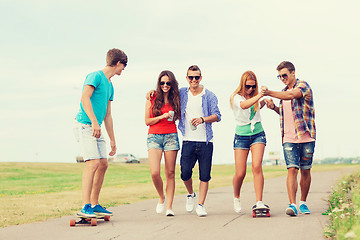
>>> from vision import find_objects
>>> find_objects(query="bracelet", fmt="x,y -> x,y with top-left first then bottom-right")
200,117 -> 205,123
271,105 -> 276,110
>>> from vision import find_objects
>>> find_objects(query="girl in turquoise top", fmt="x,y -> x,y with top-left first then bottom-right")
230,71 -> 269,214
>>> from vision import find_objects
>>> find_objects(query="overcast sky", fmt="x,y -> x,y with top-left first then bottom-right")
1,0 -> 359,164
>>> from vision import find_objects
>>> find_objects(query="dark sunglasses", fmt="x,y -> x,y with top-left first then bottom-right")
187,76 -> 201,81
160,81 -> 171,86
277,73 -> 288,80
245,85 -> 256,89
121,62 -> 127,68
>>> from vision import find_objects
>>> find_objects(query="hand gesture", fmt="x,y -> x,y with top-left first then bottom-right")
92,123 -> 101,138
109,141 -> 117,156
161,112 -> 171,120
191,117 -> 203,127
261,86 -> 269,96
264,98 -> 275,109
145,90 -> 156,100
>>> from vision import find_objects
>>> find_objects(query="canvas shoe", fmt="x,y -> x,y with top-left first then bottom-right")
156,198 -> 165,214
92,204 -> 113,216
285,204 -> 298,216
299,204 -> 311,214
78,203 -> 97,218
196,204 -> 207,217
186,193 -> 196,212
233,198 -> 242,213
166,209 -> 175,216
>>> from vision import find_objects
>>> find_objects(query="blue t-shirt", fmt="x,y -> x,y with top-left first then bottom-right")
75,70 -> 114,126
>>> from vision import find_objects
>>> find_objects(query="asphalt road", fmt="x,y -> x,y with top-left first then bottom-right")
0,168 -> 355,240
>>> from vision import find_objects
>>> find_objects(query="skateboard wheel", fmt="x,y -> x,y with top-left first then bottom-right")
252,211 -> 256,218
104,215 -> 110,221
266,212 -> 271,217
70,219 -> 76,227
91,218 -> 97,226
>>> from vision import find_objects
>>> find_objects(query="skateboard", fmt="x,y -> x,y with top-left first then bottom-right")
252,204 -> 271,218
69,213 -> 111,227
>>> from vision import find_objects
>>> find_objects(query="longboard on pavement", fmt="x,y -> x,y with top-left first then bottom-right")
69,213 -> 110,227
252,204 -> 271,218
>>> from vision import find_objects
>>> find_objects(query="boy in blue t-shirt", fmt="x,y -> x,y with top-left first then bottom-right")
74,48 -> 127,217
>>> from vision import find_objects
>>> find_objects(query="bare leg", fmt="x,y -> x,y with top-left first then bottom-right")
90,158 -> 108,205
163,150 -> 177,210
148,149 -> 165,203
233,149 -> 249,198
300,168 -> 311,201
82,159 -> 100,206
251,143 -> 265,202
287,168 -> 299,204
198,181 -> 209,205
183,178 -> 194,195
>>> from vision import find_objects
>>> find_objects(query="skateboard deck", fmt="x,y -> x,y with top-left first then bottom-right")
252,205 -> 270,218
69,213 -> 111,227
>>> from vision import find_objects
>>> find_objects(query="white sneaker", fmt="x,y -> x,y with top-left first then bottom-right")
233,198 -> 242,213
256,201 -> 266,209
156,199 -> 165,213
186,193 -> 196,212
196,204 -> 207,217
166,209 -> 175,216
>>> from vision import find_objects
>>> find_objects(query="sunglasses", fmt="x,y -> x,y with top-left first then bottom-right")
245,85 -> 256,89
187,76 -> 201,81
160,81 -> 171,86
277,74 -> 288,80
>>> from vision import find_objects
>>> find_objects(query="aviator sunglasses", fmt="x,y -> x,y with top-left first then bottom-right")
245,84 -> 256,89
160,81 -> 171,86
277,73 -> 288,80
187,76 -> 201,81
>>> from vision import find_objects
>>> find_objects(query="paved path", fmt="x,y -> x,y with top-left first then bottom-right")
0,168 -> 355,240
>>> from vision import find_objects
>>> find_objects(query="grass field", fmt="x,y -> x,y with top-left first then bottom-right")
0,162 -> 357,227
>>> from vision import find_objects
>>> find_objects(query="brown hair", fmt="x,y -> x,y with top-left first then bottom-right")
187,65 -> 201,76
106,48 -> 128,67
276,61 -> 295,73
152,70 -> 181,121
230,71 -> 259,112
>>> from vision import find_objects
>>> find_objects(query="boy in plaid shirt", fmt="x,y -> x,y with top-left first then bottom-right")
262,61 -> 316,217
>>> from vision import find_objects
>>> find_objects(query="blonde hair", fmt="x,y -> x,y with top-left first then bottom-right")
230,71 -> 259,111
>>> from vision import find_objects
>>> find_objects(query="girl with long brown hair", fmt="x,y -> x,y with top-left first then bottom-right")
145,70 -> 180,216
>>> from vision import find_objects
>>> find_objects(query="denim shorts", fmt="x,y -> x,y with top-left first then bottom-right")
147,133 -> 180,151
180,141 -> 213,182
283,141 -> 316,169
73,120 -> 107,161
233,131 -> 266,150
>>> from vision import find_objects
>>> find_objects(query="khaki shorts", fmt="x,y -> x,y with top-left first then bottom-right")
73,121 -> 107,161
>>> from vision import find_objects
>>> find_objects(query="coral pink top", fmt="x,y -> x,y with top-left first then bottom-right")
148,97 -> 177,134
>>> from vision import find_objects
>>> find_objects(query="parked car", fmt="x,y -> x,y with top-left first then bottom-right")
112,153 -> 140,164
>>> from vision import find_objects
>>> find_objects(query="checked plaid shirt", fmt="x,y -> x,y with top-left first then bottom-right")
279,79 -> 316,140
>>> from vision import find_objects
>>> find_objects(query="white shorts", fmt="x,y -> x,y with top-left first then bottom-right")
73,120 -> 107,161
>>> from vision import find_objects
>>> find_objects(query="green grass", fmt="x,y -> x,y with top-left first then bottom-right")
0,162 -> 358,227
323,170 -> 360,239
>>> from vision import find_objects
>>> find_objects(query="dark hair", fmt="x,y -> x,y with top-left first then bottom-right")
106,48 -> 128,67
187,65 -> 201,76
276,61 -> 295,73
152,70 -> 181,121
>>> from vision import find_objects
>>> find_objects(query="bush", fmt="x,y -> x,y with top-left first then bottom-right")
324,171 -> 360,239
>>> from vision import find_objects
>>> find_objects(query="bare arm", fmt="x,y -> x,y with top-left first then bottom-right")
81,85 -> 101,138
104,101 -> 116,156
263,87 -> 302,100
191,114 -> 219,127
264,98 -> 280,115
239,92 -> 263,109
260,99 -> 266,109
144,100 -> 171,126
